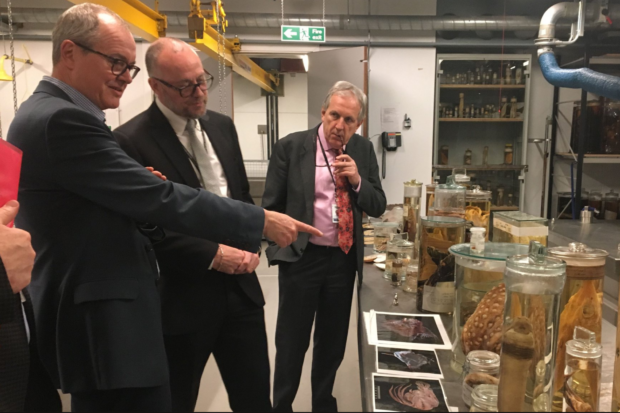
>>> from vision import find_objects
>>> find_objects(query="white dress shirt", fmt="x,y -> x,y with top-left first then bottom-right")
156,98 -> 229,198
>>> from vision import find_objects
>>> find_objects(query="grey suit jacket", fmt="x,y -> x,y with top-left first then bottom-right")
262,124 -> 386,281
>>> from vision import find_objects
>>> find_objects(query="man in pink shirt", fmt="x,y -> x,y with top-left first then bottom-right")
263,81 -> 386,412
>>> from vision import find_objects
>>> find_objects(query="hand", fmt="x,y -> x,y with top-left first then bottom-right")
235,251 -> 260,274
212,245 -> 245,274
263,210 -> 323,248
334,154 -> 360,187
0,201 -> 34,294
146,166 -> 167,181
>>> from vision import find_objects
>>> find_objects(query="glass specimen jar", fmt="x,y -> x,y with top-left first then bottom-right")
466,186 -> 492,239
588,190 -> 603,219
604,189 -> 619,220
384,233 -> 414,280
429,175 -> 466,219
417,216 -> 466,314
497,241 -> 566,413
403,180 -> 423,258
462,351 -> 500,407
450,242 -> 529,373
372,221 -> 399,253
390,259 -> 403,287
562,327 -> 602,412
492,211 -> 549,246
402,264 -> 418,293
547,242 -> 607,411
465,148 -> 473,165
440,145 -> 450,165
470,384 -> 499,412
504,144 -> 514,165
425,183 -> 437,216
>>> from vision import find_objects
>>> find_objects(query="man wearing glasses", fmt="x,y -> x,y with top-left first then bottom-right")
114,38 -> 271,412
7,4 -> 320,412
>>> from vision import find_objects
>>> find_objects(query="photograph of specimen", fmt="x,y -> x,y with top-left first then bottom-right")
376,347 -> 443,379
371,311 -> 451,350
373,375 -> 449,412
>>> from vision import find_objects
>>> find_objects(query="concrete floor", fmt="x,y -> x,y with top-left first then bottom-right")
59,245 -> 363,412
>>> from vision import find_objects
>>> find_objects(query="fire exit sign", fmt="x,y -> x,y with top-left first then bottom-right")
281,26 -> 326,42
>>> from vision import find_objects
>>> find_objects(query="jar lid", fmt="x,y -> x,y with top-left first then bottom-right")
450,242 -> 529,261
467,185 -> 491,199
373,221 -> 400,228
506,241 -> 566,276
404,179 -> 423,187
548,242 -> 608,262
437,175 -> 466,190
566,327 -> 602,359
470,385 -> 498,409
506,144 -> 513,148
465,350 -> 500,369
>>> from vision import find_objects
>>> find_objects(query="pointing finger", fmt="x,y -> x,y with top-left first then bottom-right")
295,221 -> 323,237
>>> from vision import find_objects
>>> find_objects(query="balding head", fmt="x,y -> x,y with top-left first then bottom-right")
145,38 -> 210,119
145,38 -> 197,78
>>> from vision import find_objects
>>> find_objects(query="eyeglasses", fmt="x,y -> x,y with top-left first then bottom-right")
73,41 -> 141,79
151,70 -> 214,98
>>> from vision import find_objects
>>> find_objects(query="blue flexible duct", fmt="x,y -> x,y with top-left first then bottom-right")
539,51 -> 620,101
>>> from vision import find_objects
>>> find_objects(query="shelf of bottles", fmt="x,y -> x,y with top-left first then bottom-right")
433,54 -> 532,212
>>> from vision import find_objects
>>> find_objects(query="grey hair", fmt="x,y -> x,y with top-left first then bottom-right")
52,3 -> 129,66
145,38 -> 192,77
321,81 -> 367,121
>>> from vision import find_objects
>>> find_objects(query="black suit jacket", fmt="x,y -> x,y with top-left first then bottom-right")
0,262 -> 29,411
114,103 -> 265,335
7,81 -> 265,394
262,125 -> 386,280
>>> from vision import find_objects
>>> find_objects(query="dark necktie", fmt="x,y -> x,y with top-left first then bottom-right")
334,149 -> 354,254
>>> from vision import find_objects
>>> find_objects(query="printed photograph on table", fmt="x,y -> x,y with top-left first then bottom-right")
373,374 -> 449,412
376,347 -> 443,379
371,311 -> 451,350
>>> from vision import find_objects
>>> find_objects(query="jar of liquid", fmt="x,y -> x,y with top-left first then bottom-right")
588,190 -> 603,219
462,350 -> 500,407
547,243 -> 607,411
470,384 -> 498,412
482,146 -> 489,165
384,233 -> 414,280
465,149 -> 473,165
402,264 -> 418,293
391,259 -> 403,287
504,144 -> 514,165
440,145 -> 449,165
604,189 -> 619,220
498,241 -> 566,412
372,221 -> 400,253
496,186 -> 505,207
563,327 -> 602,412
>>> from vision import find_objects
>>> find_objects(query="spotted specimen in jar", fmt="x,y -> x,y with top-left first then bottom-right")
462,283 -> 505,355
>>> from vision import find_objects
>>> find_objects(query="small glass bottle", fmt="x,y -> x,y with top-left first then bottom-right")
470,227 -> 486,255
504,144 -> 514,165
492,72 -> 499,85
402,264 -> 418,293
563,327 -> 602,412
482,146 -> 489,165
468,69 -> 475,84
470,385 -> 499,412
440,145 -> 449,165
462,350 -> 500,407
475,67 -> 482,84
464,149 -> 472,165
496,186 -> 505,207
507,193 -> 514,207
391,259 -> 403,287
588,190 -> 603,219
604,189 -> 619,220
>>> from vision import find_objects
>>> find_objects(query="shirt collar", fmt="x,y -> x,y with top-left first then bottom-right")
42,76 -> 106,123
318,123 -> 346,153
155,97 -> 193,136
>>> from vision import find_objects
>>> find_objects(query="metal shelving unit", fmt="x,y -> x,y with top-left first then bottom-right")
433,54 -> 532,211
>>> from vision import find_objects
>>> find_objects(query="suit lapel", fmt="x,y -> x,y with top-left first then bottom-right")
147,104 -> 202,188
199,116 -> 239,199
300,126 -> 318,219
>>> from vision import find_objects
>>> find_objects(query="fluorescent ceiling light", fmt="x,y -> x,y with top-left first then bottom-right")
302,55 -> 309,72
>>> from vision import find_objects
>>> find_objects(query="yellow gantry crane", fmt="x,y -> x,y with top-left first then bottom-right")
67,0 -> 278,93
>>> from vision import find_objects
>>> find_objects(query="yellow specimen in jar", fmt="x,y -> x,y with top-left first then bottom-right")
465,206 -> 490,229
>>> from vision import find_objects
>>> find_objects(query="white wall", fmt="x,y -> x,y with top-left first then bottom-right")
233,72 -> 308,160
368,47 -> 437,209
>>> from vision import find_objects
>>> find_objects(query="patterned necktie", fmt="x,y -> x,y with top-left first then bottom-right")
334,149 -> 354,254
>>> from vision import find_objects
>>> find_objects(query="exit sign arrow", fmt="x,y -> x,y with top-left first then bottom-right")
281,25 -> 326,42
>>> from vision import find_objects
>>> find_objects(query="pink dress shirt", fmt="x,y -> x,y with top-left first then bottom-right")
309,124 -> 361,247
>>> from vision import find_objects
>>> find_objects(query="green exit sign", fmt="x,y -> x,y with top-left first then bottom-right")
281,25 -> 326,42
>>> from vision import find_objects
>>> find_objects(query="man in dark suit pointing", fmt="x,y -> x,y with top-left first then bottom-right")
115,38 -> 271,412
263,81 -> 386,411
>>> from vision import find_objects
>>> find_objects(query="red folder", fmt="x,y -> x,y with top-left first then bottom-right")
0,139 -> 22,228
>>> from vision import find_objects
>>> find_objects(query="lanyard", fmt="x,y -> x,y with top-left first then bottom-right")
317,134 -> 337,188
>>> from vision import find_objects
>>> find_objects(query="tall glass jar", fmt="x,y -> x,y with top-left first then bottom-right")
403,180 -> 423,258
462,351 -> 500,407
588,190 -> 603,219
604,189 -> 619,220
429,175 -> 466,218
450,243 -> 529,373
417,216 -> 466,313
547,243 -> 608,412
562,327 -> 602,412
497,241 -> 566,412
372,221 -> 399,253
466,186 -> 492,239
384,234 -> 415,280
470,384 -> 499,412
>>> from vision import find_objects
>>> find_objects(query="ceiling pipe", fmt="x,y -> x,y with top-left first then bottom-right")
7,8 -> 620,32
537,1 -> 620,101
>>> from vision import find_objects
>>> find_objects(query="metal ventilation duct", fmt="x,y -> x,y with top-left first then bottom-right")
8,8 -> 620,32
